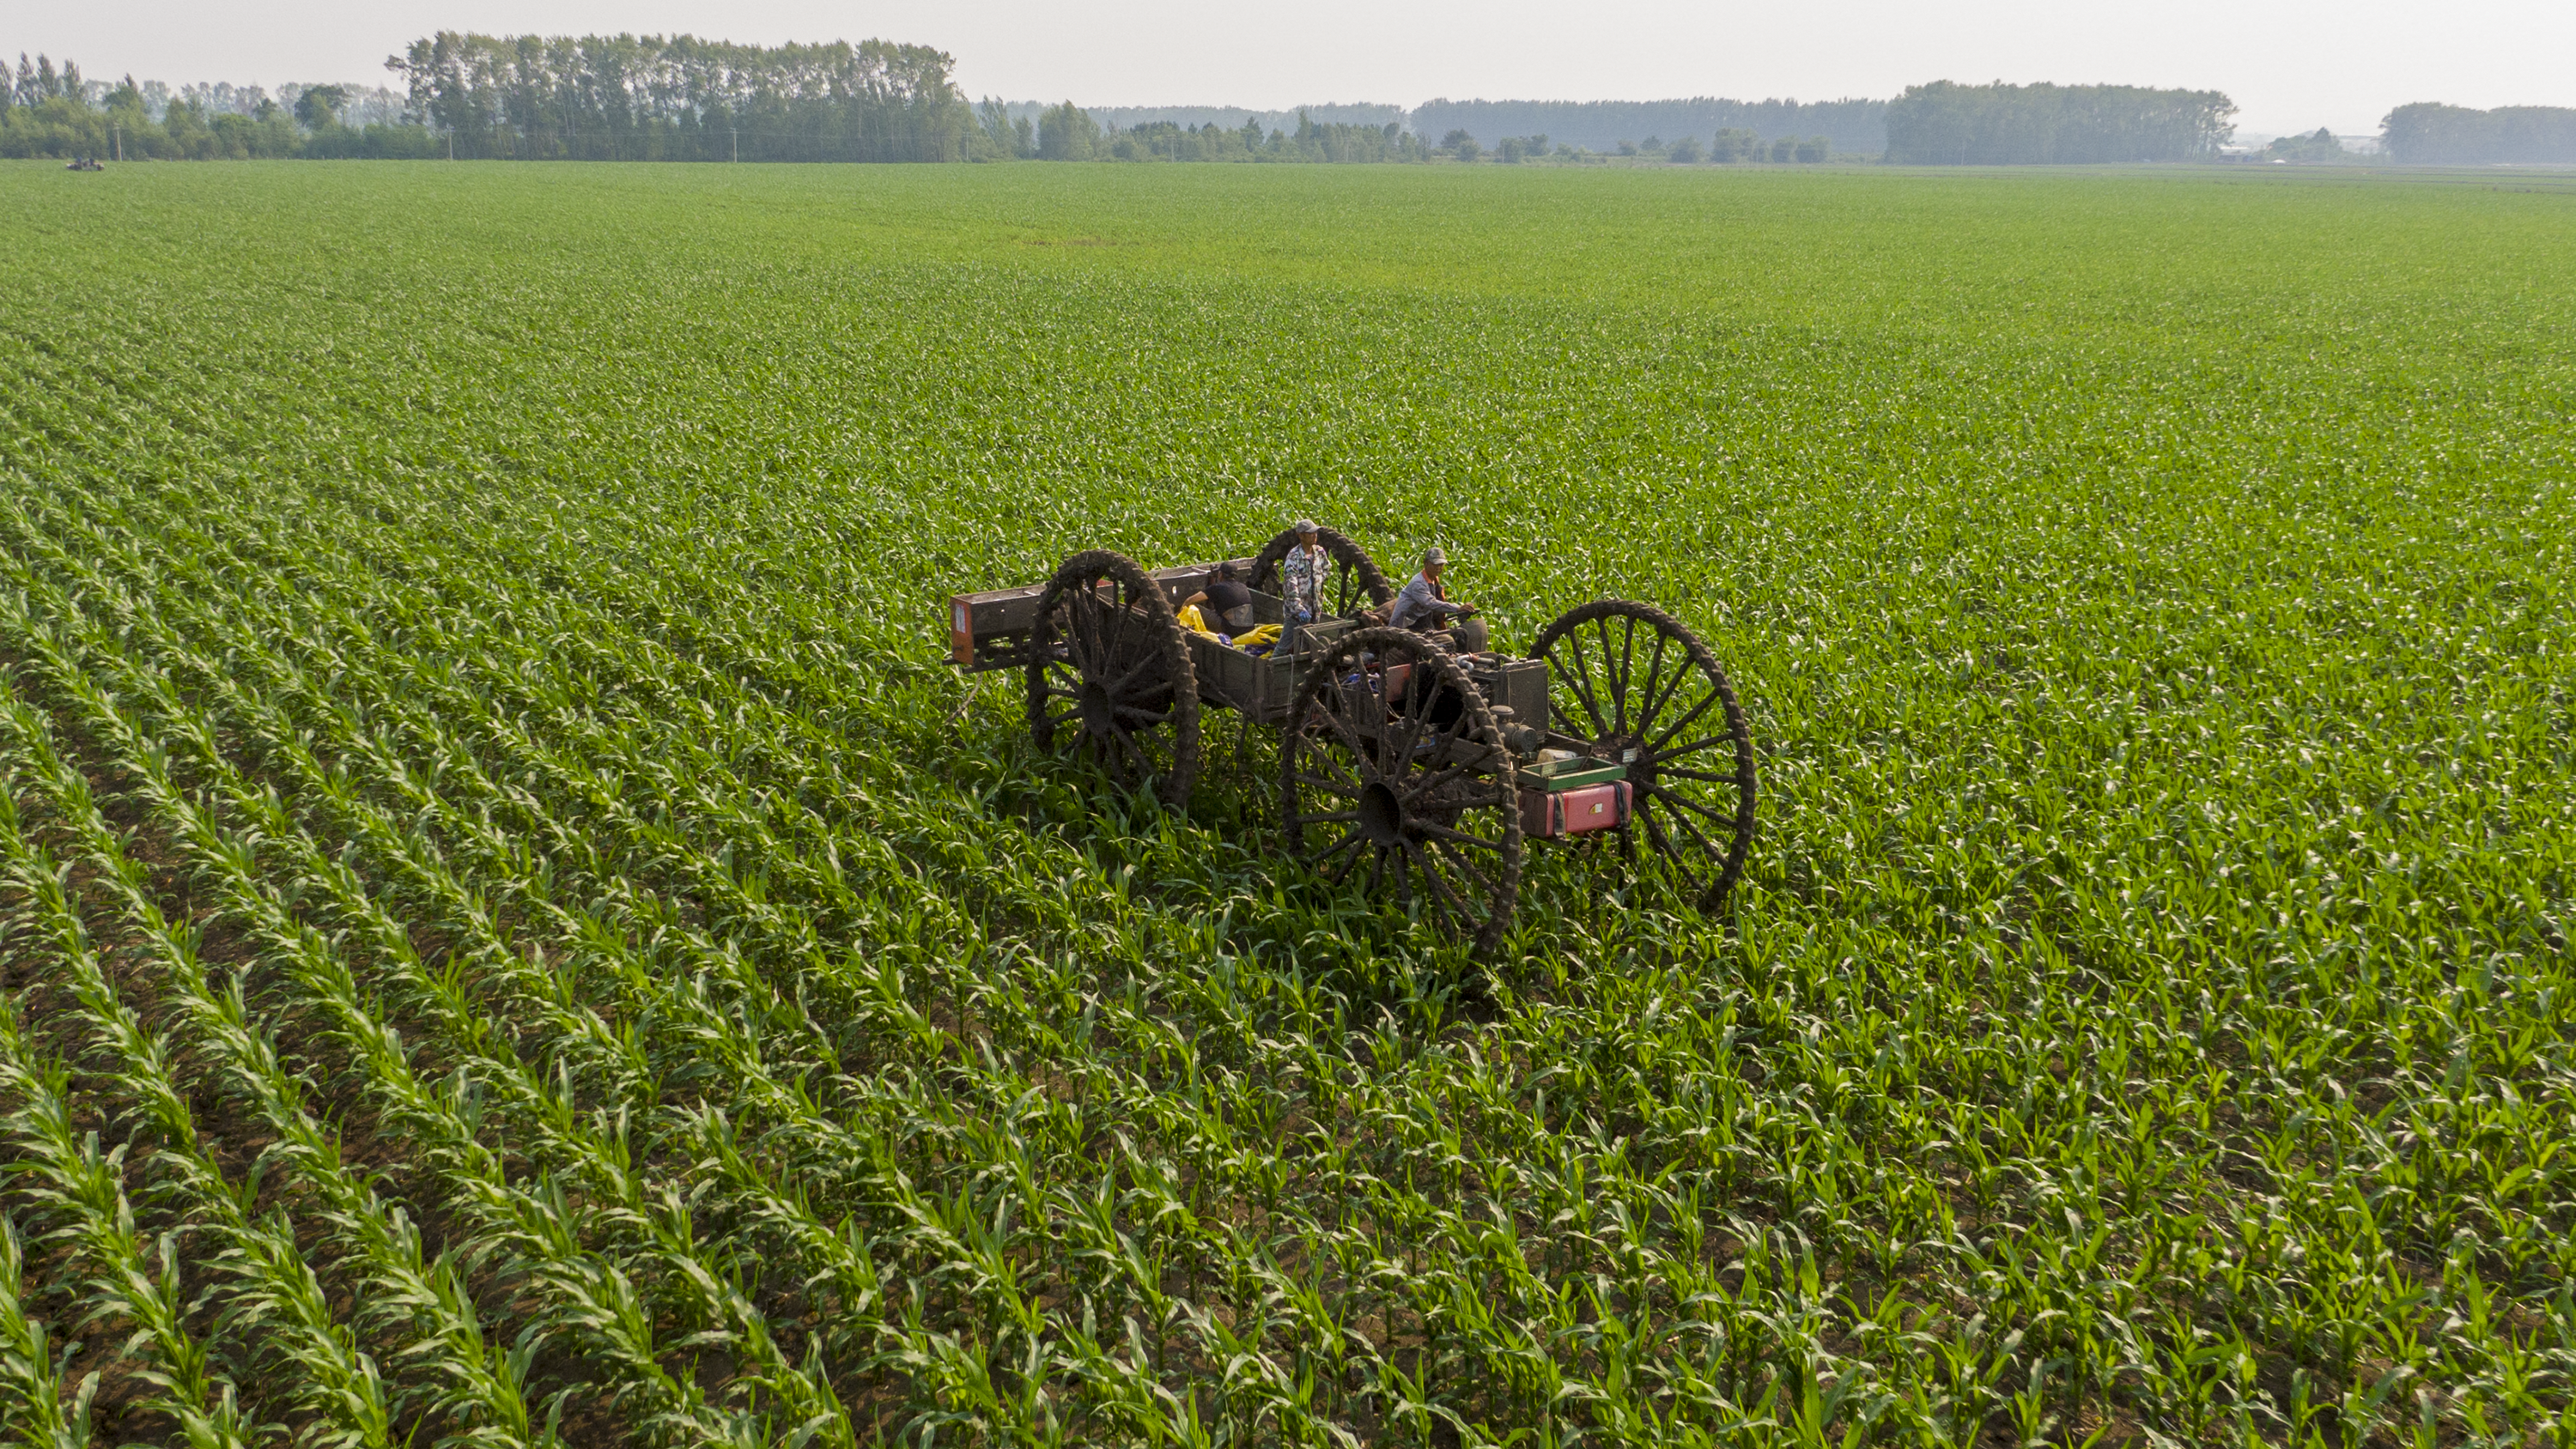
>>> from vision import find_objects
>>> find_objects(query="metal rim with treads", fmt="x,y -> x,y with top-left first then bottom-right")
1026,549 -> 1200,808
1281,627 -> 1523,955
1249,524 -> 1396,619
1529,598 -> 1756,912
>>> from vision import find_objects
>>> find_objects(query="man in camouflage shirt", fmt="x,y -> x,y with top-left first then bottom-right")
1280,519 -> 1328,645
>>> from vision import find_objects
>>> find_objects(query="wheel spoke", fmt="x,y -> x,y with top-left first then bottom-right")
1074,596 -> 1109,674
1647,685 -> 1724,752
1643,783 -> 1737,828
1649,764 -> 1743,787
1653,797 -> 1726,870
1405,841 -> 1464,924
1416,820 -> 1507,853
1656,732 -> 1738,762
1105,653 -> 1163,696
1388,682 -> 1435,767
1630,631 -> 1676,734
1320,830 -> 1369,883
1065,595 -> 1096,660
1610,615 -> 1637,737
1073,609 -> 1110,682
1100,588 -> 1132,669
1299,740 -> 1367,791
1557,631 -> 1610,737
1595,618 -> 1622,737
1423,725 -> 1500,776
1398,763 -> 1472,806
1042,648 -> 1081,679
1424,837 -> 1501,902
1406,668 -> 1450,749
1640,804 -> 1680,864
1418,784 -> 1510,812
1291,809 -> 1360,827
1419,700 -> 1485,767
1320,698 -> 1372,755
1109,724 -> 1157,780
1290,771 -> 1365,799
1327,733 -> 1380,787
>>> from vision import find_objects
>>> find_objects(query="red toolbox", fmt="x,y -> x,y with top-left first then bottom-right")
1521,779 -> 1631,838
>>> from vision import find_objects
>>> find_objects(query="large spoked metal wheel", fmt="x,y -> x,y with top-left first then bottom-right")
1028,549 -> 1200,809
1249,524 -> 1397,620
1281,627 -> 1522,956
1531,600 -> 1755,912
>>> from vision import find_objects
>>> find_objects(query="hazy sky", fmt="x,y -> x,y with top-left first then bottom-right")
9,0 -> 2570,137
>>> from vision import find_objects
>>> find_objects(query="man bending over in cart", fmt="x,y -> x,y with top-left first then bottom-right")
1183,561 -> 1256,634
1390,547 -> 1487,652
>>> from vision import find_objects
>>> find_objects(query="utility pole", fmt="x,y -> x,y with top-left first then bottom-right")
448,130 -> 455,161
112,124 -> 121,161
731,127 -> 738,162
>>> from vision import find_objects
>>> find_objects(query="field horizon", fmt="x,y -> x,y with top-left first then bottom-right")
1,158 -> 2569,1445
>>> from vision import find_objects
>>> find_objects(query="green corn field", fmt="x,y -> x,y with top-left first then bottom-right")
0,159 -> 2569,1446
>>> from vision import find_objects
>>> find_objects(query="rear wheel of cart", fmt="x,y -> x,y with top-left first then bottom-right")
1282,627 -> 1522,956
1027,549 -> 1201,809
1530,600 -> 1755,912
1249,524 -> 1398,620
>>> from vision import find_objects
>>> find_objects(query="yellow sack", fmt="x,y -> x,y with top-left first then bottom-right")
1232,623 -> 1282,647
1176,603 -> 1226,640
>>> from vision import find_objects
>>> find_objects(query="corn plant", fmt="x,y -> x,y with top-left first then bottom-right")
0,1210 -> 95,1449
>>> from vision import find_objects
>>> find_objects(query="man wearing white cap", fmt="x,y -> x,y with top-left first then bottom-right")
1280,518 -> 1328,646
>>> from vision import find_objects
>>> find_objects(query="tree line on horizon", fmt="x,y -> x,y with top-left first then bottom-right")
993,103 -> 1428,163
0,41 -> 1869,167
9,38 -> 2574,168
1413,97 -> 1883,155
1883,81 -> 2238,164
2,53 -> 436,159
2381,103 -> 2576,164
392,33 -> 976,161
987,106 -> 1839,165
0,34 -> 983,161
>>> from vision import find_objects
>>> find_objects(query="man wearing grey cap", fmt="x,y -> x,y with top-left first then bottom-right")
1390,546 -> 1480,645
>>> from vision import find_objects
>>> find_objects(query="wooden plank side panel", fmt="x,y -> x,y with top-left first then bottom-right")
948,585 -> 1047,664
945,556 -> 1260,667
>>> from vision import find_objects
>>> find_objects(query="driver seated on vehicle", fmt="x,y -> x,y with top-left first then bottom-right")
1389,547 -> 1487,653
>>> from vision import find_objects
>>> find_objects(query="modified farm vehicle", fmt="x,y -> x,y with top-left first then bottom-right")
945,525 -> 1756,954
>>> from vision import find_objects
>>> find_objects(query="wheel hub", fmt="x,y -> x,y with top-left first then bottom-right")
1079,679 -> 1119,737
1598,734 -> 1648,782
1358,780 -> 1407,846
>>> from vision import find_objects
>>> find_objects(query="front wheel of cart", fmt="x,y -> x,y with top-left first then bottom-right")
1281,627 -> 1522,956
1530,599 -> 1756,912
1027,549 -> 1201,809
